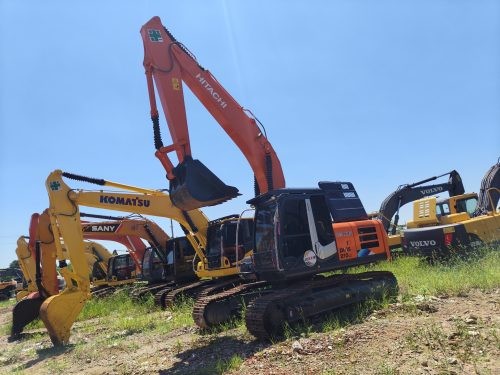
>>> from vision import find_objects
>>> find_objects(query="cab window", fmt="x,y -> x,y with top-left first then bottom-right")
280,199 -> 312,258
310,195 -> 335,246
455,197 -> 478,216
435,204 -> 443,217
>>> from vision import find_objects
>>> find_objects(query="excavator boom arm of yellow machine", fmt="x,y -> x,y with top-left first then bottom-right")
43,174 -> 92,346
40,169 -> 213,345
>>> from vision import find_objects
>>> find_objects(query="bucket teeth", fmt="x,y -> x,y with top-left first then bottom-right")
170,158 -> 240,210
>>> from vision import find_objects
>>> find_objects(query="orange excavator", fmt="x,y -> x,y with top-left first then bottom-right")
140,17 -> 397,338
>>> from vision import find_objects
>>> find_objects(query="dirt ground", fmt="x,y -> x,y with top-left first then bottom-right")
0,289 -> 498,375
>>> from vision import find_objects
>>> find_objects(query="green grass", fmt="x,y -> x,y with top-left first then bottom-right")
77,289 -> 194,336
351,246 -> 500,298
195,354 -> 244,375
215,354 -> 244,373
0,298 -> 16,308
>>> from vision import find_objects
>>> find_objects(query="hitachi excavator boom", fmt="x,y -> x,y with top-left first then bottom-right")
141,16 -> 285,210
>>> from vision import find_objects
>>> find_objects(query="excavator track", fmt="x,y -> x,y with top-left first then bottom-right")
153,279 -> 218,308
91,286 -> 115,298
131,282 -> 174,301
162,278 -> 240,308
153,285 -> 177,307
192,280 -> 269,329
245,271 -> 397,340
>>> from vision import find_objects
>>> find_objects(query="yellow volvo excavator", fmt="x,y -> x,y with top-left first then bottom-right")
402,160 -> 500,257
373,170 -> 465,249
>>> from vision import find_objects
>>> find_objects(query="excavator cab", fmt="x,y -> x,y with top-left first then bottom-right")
168,236 -> 197,282
142,247 -> 165,283
249,182 -> 390,282
170,157 -> 240,211
142,236 -> 198,284
107,254 -> 136,282
204,217 -> 254,270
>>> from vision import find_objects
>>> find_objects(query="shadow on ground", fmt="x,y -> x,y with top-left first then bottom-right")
158,299 -> 388,375
11,342 -> 75,372
159,336 -> 269,375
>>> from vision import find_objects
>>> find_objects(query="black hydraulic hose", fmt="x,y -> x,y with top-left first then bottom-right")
34,241 -> 48,299
254,176 -> 260,197
62,172 -> 105,186
144,224 -> 167,264
80,213 -> 127,221
265,154 -> 274,191
403,171 -> 453,189
151,115 -> 164,150
181,211 -> 198,233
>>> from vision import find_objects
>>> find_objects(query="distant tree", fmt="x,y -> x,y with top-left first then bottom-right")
9,260 -> 19,269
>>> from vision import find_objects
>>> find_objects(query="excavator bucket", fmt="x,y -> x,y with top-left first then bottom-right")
39,289 -> 88,346
10,292 -> 44,340
170,158 -> 240,211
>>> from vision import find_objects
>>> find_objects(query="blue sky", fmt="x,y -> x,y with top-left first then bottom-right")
0,0 -> 499,267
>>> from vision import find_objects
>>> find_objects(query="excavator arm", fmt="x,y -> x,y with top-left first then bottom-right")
377,170 -> 465,235
140,16 -> 285,210
15,237 -> 36,299
43,179 -> 93,345
48,170 -> 209,254
11,211 -> 62,341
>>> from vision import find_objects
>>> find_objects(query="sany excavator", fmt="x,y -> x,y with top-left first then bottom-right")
374,170 -> 465,249
79,213 -> 199,299
10,211 -> 149,339
41,169 -> 258,344
140,16 -> 397,338
402,160 -> 500,257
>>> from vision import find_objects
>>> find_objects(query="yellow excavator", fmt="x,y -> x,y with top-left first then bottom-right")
372,170 -> 465,249
15,237 -> 37,301
40,169 -> 255,345
402,160 -> 500,257
0,268 -> 23,301
15,235 -> 107,302
10,212 -> 144,339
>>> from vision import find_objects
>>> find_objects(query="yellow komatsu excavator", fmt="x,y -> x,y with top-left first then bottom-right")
41,169 -> 254,345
